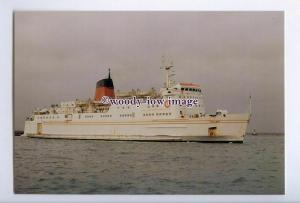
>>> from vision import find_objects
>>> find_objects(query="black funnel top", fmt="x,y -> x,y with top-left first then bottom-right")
96,69 -> 114,88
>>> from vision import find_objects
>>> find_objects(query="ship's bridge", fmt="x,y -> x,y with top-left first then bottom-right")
160,82 -> 202,98
178,82 -> 202,93
160,82 -> 206,117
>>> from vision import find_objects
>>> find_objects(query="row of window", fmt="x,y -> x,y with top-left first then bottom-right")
41,114 -> 132,120
143,112 -> 172,116
181,88 -> 201,92
117,106 -> 131,109
37,112 -> 177,120
84,114 -> 112,118
120,114 -> 134,117
100,114 -> 112,118
37,115 -> 59,119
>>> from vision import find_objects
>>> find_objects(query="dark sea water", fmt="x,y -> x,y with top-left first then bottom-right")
14,135 -> 284,194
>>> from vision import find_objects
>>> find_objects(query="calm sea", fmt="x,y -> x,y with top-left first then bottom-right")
14,135 -> 284,194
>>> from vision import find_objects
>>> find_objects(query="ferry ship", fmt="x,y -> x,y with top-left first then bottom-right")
24,63 -> 251,143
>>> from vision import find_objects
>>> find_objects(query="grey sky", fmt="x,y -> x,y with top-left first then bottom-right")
14,11 -> 284,133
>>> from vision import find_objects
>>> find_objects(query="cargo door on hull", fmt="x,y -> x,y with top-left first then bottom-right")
37,123 -> 42,135
208,127 -> 217,136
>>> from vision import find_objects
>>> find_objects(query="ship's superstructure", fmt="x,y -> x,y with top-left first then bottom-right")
24,63 -> 251,142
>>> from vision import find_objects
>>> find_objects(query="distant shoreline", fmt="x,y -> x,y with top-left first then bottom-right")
246,132 -> 284,136
14,130 -> 284,136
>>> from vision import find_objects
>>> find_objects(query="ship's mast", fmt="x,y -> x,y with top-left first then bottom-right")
161,56 -> 176,89
248,94 -> 252,117
108,68 -> 111,79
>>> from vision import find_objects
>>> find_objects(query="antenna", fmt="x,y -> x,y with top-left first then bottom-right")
248,94 -> 252,118
160,55 -> 176,88
108,68 -> 111,79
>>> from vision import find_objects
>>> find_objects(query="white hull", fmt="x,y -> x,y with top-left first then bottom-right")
24,113 -> 249,143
